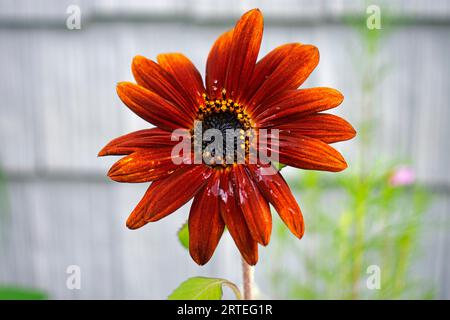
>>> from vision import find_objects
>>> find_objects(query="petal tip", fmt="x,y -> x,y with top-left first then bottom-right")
329,88 -> 344,106
131,56 -> 153,79
244,8 -> 262,17
242,254 -> 258,266
349,124 -> 357,138
132,55 -> 147,66
302,44 -> 320,60
98,146 -> 109,157
335,159 -> 348,172
126,216 -> 146,230
293,224 -> 305,239
116,81 -> 133,94
189,250 -> 211,266
261,237 -> 270,247
107,165 -> 126,182
335,89 -> 344,103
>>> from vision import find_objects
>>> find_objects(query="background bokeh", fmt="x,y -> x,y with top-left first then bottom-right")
0,0 -> 449,299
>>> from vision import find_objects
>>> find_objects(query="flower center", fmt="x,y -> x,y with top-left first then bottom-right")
194,92 -> 253,167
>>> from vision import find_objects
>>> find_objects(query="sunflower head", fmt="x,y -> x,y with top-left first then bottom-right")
99,8 -> 356,265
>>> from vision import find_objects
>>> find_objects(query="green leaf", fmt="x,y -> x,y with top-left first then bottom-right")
178,221 -> 189,250
168,277 -> 241,300
0,287 -> 48,300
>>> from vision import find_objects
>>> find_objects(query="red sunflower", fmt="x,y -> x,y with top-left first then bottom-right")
99,9 -> 356,265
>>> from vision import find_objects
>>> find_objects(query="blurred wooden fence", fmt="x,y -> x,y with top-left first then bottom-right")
0,0 -> 449,299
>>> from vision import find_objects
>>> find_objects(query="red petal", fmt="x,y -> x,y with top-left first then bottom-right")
188,171 -> 225,265
107,148 -> 191,183
98,128 -> 179,156
126,165 -> 212,229
260,133 -> 347,172
157,53 -> 206,109
132,56 -> 197,119
246,44 -> 319,115
232,165 -> 272,246
205,29 -> 234,99
254,88 -> 344,127
277,113 -> 356,144
242,43 -> 299,104
224,9 -> 264,102
117,82 -> 193,131
247,164 -> 304,239
218,168 -> 258,265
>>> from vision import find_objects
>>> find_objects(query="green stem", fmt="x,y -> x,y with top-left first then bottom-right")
223,281 -> 242,300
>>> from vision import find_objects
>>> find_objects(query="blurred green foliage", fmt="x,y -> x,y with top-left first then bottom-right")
168,277 -> 241,300
178,221 -> 189,250
269,168 -> 432,299
0,287 -> 48,300
268,6 -> 434,299
0,166 -> 48,300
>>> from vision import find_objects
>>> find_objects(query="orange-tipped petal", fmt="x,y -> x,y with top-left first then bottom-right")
188,171 -> 225,265
254,87 -> 344,127
107,148 -> 190,183
126,165 -> 212,229
277,113 -> 357,144
131,55 -> 197,119
98,128 -> 178,157
218,168 -> 258,265
157,53 -> 206,107
247,44 -> 319,115
205,29 -> 234,99
232,165 -> 272,246
260,133 -> 348,172
117,82 -> 193,131
224,9 -> 264,102
247,164 -> 304,239
126,179 -> 164,229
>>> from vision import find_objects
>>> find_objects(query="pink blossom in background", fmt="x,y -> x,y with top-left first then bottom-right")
389,166 -> 416,186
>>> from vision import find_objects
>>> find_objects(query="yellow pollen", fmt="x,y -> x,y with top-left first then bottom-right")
198,92 -> 252,129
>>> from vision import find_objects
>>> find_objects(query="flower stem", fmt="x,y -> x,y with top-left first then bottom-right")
242,257 -> 254,300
